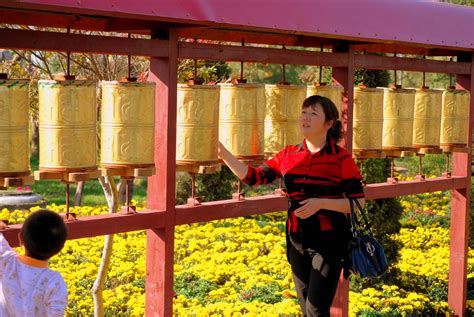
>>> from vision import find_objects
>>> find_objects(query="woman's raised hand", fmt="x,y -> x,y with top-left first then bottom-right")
218,142 -> 232,160
218,142 -> 248,179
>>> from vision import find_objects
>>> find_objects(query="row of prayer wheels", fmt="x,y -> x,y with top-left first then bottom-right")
1,80 -> 470,177
177,83 -> 343,165
353,86 -> 470,155
177,83 -> 470,164
1,79 -> 155,177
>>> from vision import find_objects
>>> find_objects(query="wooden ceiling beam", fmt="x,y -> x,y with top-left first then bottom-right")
0,28 -> 168,56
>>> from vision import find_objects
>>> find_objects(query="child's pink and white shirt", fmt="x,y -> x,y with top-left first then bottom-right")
0,233 -> 67,317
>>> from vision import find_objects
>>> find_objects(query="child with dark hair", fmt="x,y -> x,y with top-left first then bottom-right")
0,209 -> 68,316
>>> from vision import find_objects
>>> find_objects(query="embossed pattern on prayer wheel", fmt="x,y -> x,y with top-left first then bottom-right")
285,86 -> 308,146
38,80 -> 97,170
176,84 -> 220,164
440,89 -> 470,146
382,87 -> 416,150
219,84 -> 265,159
100,81 -> 155,167
265,84 -> 306,154
412,88 -> 442,148
0,80 -> 30,174
307,85 -> 343,115
353,87 -> 384,151
264,120 -> 287,156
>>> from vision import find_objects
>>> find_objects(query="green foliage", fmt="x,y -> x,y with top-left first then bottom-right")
400,71 -> 452,89
358,309 -> 399,317
366,199 -> 403,257
354,68 -> 391,88
229,62 -> 332,85
240,282 -> 283,304
400,210 -> 450,229
241,177 -> 280,197
427,281 -> 448,302
174,273 -> 218,304
359,158 -> 390,184
178,60 -> 231,83
468,275 -> 474,300
174,164 -> 285,205
395,154 -> 448,176
175,173 -> 192,205
356,157 -> 403,263
439,0 -> 474,6
175,167 -> 236,205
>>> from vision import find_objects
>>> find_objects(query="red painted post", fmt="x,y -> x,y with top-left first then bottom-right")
331,44 -> 354,317
448,52 -> 473,317
146,29 -> 178,317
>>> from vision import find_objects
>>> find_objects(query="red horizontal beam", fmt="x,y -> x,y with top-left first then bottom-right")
351,43 -> 458,57
175,194 -> 288,225
354,54 -> 471,75
176,176 -> 469,225
364,176 -> 469,200
0,9 -> 166,34
0,28 -> 168,57
0,9 -> 109,31
178,41 -> 349,67
178,42 -> 470,74
1,177 -> 468,245
2,209 -> 165,248
0,28 -> 469,75
178,28 -> 340,48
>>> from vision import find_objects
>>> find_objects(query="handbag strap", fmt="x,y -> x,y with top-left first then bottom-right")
349,198 -> 373,234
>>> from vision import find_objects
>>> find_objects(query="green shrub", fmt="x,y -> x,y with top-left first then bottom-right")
239,282 -> 283,304
174,273 -> 218,304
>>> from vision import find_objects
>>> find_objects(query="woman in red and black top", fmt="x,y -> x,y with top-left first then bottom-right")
218,95 -> 365,317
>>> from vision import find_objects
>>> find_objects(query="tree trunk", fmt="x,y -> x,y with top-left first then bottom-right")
92,176 -> 124,317
30,119 -> 39,157
74,181 -> 85,206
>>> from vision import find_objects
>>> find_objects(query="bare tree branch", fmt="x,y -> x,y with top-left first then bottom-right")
40,51 -> 54,79
12,50 -> 49,75
57,52 -> 67,75
85,54 -> 104,80
57,52 -> 100,78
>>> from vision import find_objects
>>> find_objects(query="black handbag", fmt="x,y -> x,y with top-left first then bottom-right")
348,198 -> 388,278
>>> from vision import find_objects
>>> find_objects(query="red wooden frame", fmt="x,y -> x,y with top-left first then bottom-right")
0,4 -> 472,316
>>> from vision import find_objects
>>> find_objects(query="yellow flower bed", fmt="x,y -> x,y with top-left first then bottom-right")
399,190 -> 450,217
1,202 -> 472,316
350,285 -> 452,316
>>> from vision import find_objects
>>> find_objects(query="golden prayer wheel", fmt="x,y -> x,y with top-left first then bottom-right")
412,88 -> 442,149
440,88 -> 470,146
100,81 -> 156,167
265,84 -> 306,154
0,79 -> 30,175
219,83 -> 265,160
352,87 -> 384,152
382,87 -> 416,150
176,84 -> 220,164
38,80 -> 97,171
307,85 -> 344,115
264,120 -> 287,156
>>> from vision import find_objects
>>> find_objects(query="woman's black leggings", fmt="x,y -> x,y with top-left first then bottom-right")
288,241 -> 343,317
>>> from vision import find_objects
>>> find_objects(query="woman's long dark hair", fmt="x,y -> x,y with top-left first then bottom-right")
302,95 -> 343,144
